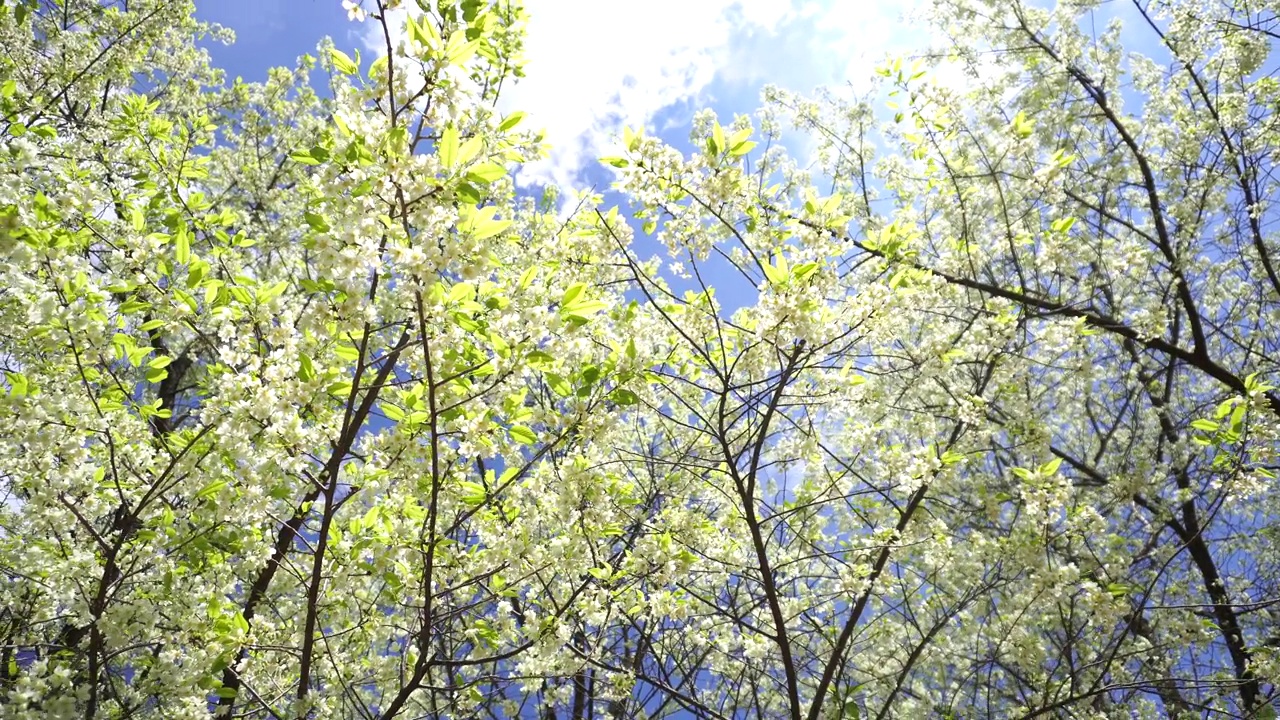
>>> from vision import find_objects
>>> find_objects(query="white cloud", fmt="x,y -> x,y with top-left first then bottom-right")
504,0 -> 934,190
363,0 -> 933,191
498,0 -> 795,191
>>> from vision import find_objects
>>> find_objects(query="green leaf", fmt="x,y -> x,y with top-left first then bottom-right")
1216,398 -> 1238,419
609,388 -> 639,406
762,256 -> 787,286
509,425 -> 536,445
304,211 -> 330,232
525,350 -> 554,368
499,112 -> 526,131
298,353 -> 315,382
448,282 -> 475,304
127,345 -> 154,366
228,286 -> 253,305
545,373 -> 572,397
1011,110 -> 1034,138
1190,419 -> 1220,432
196,480 -> 227,500
727,127 -> 756,156
1106,582 -> 1132,599
444,29 -> 480,65
350,179 -> 373,198
457,136 -> 483,167
385,126 -> 409,154
119,297 -> 151,315
367,56 -> 388,82
518,266 -> 538,291
329,48 -> 359,75
258,281 -> 288,302
455,182 -> 481,205
127,204 -> 145,231
562,296 -> 608,322
174,228 -> 191,264
1230,404 -> 1247,433
461,206 -> 511,239
459,481 -> 487,506
439,125 -> 460,169
185,261 -> 205,288
466,162 -> 506,184
5,371 -> 29,398
175,289 -> 198,313
406,15 -> 435,50
793,262 -> 819,282
561,283 -> 586,308
1245,371 -> 1275,394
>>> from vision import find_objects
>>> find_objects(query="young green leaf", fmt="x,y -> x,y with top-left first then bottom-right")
329,48 -> 359,75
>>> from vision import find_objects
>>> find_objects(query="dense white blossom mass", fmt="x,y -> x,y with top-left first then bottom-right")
0,0 -> 1277,718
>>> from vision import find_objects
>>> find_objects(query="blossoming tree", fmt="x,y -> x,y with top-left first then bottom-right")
596,0 -> 1280,717
0,0 -> 662,717
0,0 -> 1276,719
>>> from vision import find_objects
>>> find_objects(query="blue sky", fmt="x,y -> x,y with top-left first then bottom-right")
196,1 -> 345,81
